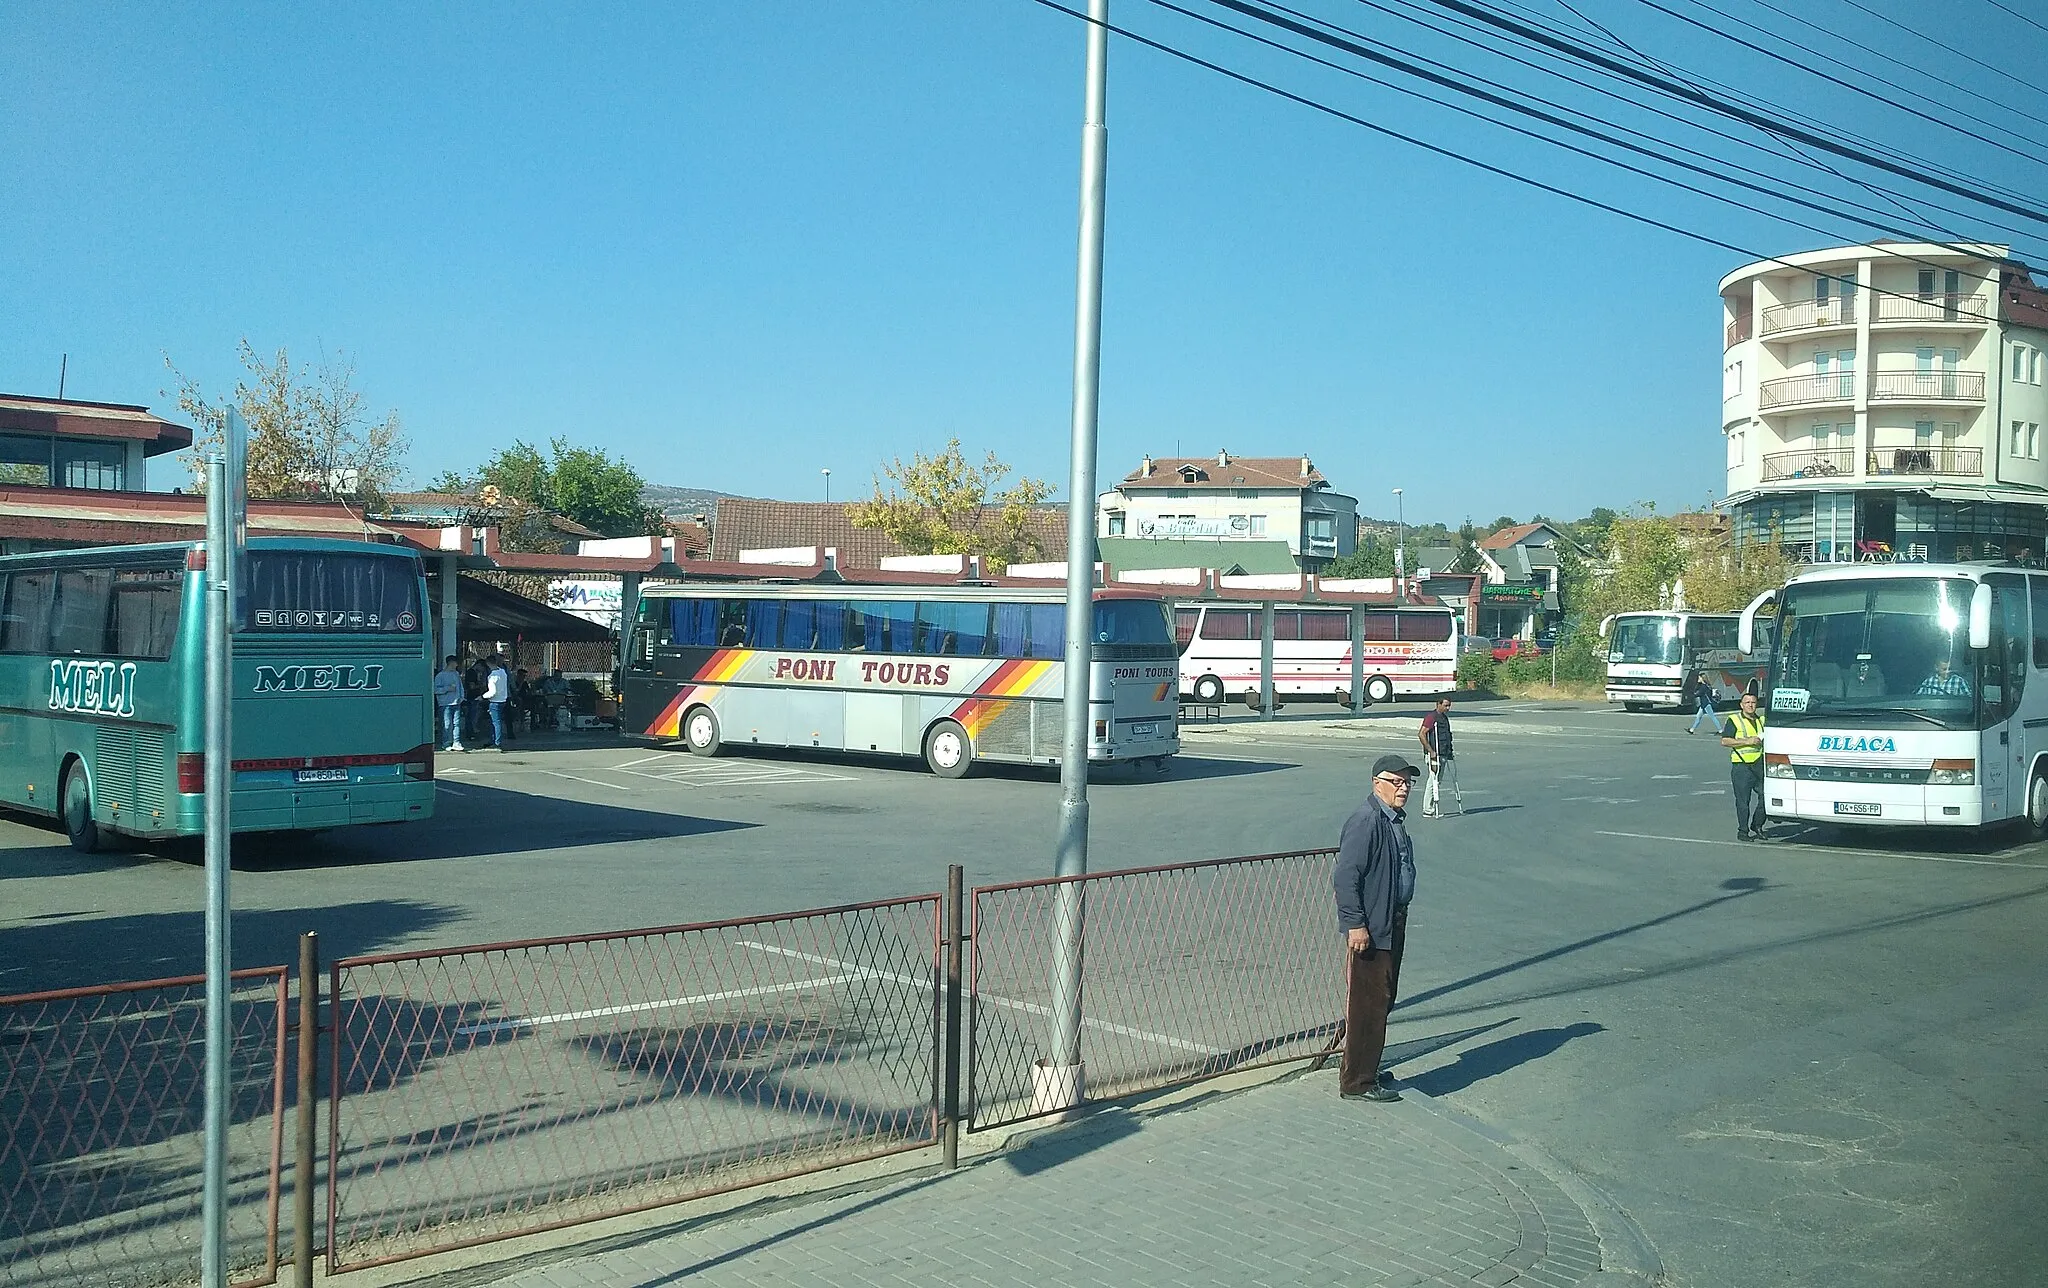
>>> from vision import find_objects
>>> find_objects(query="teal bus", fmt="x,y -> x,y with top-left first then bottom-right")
0,537 -> 436,851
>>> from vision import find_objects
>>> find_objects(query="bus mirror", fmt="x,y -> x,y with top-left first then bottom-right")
1968,582 -> 1993,651
1737,588 -> 1775,656
1598,614 -> 1615,639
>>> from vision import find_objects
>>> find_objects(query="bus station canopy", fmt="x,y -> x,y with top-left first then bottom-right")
443,573 -> 614,644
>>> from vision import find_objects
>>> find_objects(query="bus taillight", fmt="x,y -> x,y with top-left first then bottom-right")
176,753 -> 205,794
401,744 -> 435,781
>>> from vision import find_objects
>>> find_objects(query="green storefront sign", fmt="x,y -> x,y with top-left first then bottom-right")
1480,583 -> 1543,602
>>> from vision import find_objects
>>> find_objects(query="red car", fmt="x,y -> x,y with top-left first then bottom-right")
1491,637 -> 1542,661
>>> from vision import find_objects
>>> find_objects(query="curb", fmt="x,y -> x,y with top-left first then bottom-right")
1401,1086 -> 1666,1285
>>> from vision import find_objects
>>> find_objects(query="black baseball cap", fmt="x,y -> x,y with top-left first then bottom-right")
1371,754 -> 1422,780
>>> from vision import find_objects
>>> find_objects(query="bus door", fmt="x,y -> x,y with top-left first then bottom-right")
1984,574 -> 2029,818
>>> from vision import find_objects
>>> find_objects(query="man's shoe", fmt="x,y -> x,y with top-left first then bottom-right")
1377,1069 -> 1397,1089
450,743 -> 465,753
1342,1086 -> 1402,1102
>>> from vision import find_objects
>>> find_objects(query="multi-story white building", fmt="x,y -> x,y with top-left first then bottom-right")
1722,242 -> 2048,562
1096,452 -> 1358,572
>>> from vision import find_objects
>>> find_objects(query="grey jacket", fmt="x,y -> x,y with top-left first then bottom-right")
1333,798 -> 1412,948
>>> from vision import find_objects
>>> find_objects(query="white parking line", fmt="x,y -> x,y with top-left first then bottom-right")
453,973 -> 857,1037
1595,830 -> 2048,870
740,941 -> 1225,1056
538,770 -> 631,792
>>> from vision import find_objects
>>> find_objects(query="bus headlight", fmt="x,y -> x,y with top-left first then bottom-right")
1928,759 -> 1975,785
1764,753 -> 1792,778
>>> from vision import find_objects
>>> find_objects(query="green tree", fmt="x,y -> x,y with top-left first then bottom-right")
849,439 -> 1054,572
436,438 -> 662,541
1581,510 -> 1689,624
1324,535 -> 1413,580
167,342 -> 408,507
1449,519 -> 1482,574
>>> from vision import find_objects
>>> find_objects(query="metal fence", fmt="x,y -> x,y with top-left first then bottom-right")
0,969 -> 289,1288
968,848 -> 1343,1131
325,896 -> 941,1272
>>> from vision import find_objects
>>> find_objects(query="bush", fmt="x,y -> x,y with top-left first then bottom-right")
1456,651 -> 1498,691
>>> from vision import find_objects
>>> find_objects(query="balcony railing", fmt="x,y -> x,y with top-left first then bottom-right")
1873,293 -> 1988,325
1870,370 -> 1985,402
1867,446 -> 1982,477
1758,372 -> 1858,409
1726,314 -> 1753,347
1761,448 -> 1855,481
1760,297 -> 1856,335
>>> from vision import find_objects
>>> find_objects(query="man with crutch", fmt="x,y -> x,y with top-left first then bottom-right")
1417,696 -> 1461,817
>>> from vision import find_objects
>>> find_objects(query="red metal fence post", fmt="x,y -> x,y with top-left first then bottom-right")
942,864 -> 964,1170
294,932 -> 319,1288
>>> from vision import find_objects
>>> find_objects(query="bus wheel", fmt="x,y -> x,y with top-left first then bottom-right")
1193,675 -> 1224,704
61,762 -> 101,854
2028,769 -> 2048,839
683,706 -> 722,757
1365,676 -> 1394,704
924,720 -> 974,779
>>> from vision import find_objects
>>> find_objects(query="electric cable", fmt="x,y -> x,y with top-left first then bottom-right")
1833,0 -> 2048,104
1980,0 -> 2048,37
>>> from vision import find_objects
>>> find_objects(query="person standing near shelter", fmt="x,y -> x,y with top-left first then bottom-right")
1333,754 -> 1421,1102
1686,674 -> 1724,736
1721,691 -> 1767,840
433,655 -> 466,753
1417,697 -> 1459,817
484,654 -> 512,752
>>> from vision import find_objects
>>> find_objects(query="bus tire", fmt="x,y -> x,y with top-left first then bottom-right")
1193,675 -> 1224,704
61,760 -> 101,854
2028,767 -> 2048,839
1365,675 -> 1395,704
924,720 -> 974,779
683,706 -> 722,758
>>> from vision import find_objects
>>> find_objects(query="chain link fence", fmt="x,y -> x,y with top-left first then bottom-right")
326,896 -> 940,1272
0,969 -> 289,1288
968,848 -> 1343,1131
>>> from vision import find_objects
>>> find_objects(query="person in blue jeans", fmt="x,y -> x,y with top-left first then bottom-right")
433,655 -> 466,752
1687,676 -> 1724,735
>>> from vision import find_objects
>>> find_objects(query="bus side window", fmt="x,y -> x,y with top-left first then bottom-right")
1299,611 -> 1348,641
1173,608 -> 1199,652
631,598 -> 669,669
111,569 -> 182,659
1199,610 -> 1254,640
1,571 -> 55,653
916,601 -> 992,655
716,600 -> 751,648
1398,612 -> 1452,642
53,570 -> 115,655
1361,612 -> 1397,642
2031,576 -> 2048,669
1989,575 -> 2026,717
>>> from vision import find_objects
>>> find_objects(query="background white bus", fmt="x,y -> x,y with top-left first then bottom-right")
1601,611 -> 1766,711
1173,602 -> 1459,705
1744,563 -> 2048,830
622,583 -> 1181,777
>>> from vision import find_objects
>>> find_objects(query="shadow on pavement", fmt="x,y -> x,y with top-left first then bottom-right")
1384,1018 -> 1518,1071
637,1174 -> 952,1287
1406,1022 -> 1605,1096
1004,1107 -> 1144,1177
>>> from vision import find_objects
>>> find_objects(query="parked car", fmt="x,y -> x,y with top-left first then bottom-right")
1491,637 -> 1542,661
1459,635 -> 1495,656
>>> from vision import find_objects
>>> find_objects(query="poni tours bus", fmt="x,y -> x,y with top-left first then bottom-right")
621,582 -> 1181,776
0,537 -> 436,851
1741,562 -> 2048,831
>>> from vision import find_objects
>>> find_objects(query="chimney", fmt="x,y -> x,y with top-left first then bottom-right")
1217,449 -> 1229,466
1300,454 -> 1312,478
1141,454 -> 1152,476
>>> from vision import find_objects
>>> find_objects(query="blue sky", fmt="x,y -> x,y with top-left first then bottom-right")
4,2 -> 2044,527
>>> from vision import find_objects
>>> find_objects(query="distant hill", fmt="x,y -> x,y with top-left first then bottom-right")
642,483 -> 746,520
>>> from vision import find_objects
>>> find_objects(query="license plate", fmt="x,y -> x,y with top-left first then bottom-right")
1834,801 -> 1880,816
295,768 -> 349,784
1131,724 -> 1155,736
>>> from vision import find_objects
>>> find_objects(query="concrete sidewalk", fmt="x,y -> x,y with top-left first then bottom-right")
482,1069 -> 1660,1288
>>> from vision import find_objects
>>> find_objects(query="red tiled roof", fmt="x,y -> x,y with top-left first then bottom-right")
709,499 -> 1069,567
1116,454 -> 1327,491
668,519 -> 711,557
1478,522 -> 1553,550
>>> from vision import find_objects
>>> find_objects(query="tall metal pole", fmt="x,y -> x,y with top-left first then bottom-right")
201,455 -> 234,1288
1046,0 -> 1110,1103
1393,487 -> 1405,590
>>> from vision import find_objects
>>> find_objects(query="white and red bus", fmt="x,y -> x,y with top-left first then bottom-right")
621,582 -> 1181,776
1173,602 -> 1460,705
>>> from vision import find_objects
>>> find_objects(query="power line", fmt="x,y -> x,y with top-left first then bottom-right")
1980,0 -> 2048,37
1410,0 -> 2048,228
1832,0 -> 2048,104
1024,0 -> 2019,316
1185,0 -> 2021,266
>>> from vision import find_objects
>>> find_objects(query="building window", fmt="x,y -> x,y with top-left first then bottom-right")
0,434 -> 53,486
1915,420 -> 1936,445
2015,345 -> 2027,382
1233,488 -> 1258,499
1248,515 -> 1267,536
57,440 -> 125,490
1106,510 -> 1125,535
1306,515 -> 1335,542
2033,423 -> 2042,459
2034,349 -> 2043,385
1724,360 -> 1742,398
1728,431 -> 1745,467
2014,420 -> 2026,455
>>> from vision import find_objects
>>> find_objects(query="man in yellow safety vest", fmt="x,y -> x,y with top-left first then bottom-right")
1720,691 -> 1768,841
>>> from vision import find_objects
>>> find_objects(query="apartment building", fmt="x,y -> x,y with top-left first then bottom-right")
1721,242 -> 2048,562
1096,452 -> 1357,572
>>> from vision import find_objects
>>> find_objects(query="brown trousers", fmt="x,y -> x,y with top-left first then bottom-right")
1339,909 -> 1406,1097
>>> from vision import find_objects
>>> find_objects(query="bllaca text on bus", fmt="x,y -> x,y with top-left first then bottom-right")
49,660 -> 139,719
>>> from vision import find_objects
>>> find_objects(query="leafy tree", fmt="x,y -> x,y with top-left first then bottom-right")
1449,519 -> 1482,574
1680,527 -> 1800,612
435,437 -> 662,542
849,439 -> 1054,572
167,342 -> 407,507
1324,535 -> 1415,580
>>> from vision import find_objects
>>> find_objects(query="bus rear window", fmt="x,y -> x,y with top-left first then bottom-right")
1093,600 -> 1171,646
245,553 -> 422,633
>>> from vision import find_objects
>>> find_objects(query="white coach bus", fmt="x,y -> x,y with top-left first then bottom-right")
1741,562 -> 2048,830
621,582 -> 1181,777
1601,611 -> 1765,711
1173,602 -> 1459,705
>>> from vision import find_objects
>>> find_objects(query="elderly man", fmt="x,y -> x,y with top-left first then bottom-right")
1333,754 -> 1421,1102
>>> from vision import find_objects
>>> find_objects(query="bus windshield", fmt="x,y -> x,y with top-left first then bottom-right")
1608,617 -> 1681,666
244,551 -> 423,633
1770,577 -> 1979,729
1092,599 -> 1172,646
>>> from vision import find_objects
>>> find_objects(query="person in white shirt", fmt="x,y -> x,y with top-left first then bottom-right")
433,655 -> 466,752
485,656 -> 511,751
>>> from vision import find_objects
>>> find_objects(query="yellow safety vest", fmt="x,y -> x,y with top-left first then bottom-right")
1727,710 -> 1765,764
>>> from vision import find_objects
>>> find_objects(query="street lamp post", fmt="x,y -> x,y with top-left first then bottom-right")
1392,488 -> 1405,590
822,468 -> 832,503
